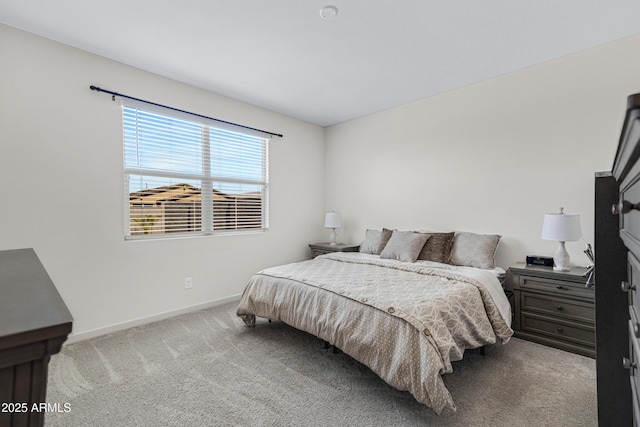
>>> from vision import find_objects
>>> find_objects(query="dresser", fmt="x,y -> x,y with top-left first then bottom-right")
603,92 -> 640,426
506,263 -> 594,358
0,248 -> 73,427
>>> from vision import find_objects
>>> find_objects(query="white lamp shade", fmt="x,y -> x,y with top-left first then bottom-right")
541,212 -> 582,242
324,212 -> 342,229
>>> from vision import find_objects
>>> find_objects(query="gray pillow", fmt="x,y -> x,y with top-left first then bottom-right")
449,232 -> 501,269
380,230 -> 430,263
359,228 -> 394,254
417,231 -> 455,263
378,228 -> 394,253
359,229 -> 382,254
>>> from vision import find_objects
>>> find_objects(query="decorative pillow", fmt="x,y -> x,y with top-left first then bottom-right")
380,230 -> 430,263
359,228 -> 394,255
359,229 -> 382,254
379,228 -> 394,253
449,232 -> 501,269
417,231 -> 455,263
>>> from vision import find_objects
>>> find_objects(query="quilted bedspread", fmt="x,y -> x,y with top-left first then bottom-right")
236,252 -> 513,414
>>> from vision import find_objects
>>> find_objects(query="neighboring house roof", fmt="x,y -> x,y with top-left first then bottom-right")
129,183 -> 232,205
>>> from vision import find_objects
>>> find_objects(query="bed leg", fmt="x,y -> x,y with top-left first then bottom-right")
332,345 -> 338,354
268,319 -> 272,323
479,346 -> 486,356
323,340 -> 330,349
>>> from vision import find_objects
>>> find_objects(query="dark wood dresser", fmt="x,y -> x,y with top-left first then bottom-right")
599,92 -> 640,426
506,263 -> 594,358
0,248 -> 73,427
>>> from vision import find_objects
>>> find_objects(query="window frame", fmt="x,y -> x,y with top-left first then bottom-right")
122,101 -> 270,240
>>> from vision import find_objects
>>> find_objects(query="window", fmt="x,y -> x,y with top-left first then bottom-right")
123,102 -> 269,239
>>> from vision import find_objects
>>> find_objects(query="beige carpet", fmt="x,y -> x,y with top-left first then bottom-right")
46,301 -> 596,426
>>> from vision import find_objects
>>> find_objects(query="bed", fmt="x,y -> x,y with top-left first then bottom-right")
236,229 -> 513,414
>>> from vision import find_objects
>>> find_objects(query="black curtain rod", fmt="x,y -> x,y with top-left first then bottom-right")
89,85 -> 283,138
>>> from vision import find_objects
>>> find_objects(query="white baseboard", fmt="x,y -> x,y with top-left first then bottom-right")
65,294 -> 242,344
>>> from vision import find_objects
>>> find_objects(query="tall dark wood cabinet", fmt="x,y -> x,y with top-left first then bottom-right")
595,172 -> 631,426
598,92 -> 640,426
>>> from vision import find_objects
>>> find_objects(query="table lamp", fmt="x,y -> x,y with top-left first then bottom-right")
324,212 -> 342,245
541,207 -> 582,271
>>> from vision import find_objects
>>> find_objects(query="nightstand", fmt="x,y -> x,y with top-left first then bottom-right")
505,262 -> 594,358
308,242 -> 360,258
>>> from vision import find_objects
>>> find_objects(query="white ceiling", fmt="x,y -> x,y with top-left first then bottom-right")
2,1 -> 640,127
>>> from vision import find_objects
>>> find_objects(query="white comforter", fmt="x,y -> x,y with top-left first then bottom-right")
237,252 -> 513,414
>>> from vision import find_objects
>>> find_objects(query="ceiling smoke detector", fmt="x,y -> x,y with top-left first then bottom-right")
319,5 -> 339,20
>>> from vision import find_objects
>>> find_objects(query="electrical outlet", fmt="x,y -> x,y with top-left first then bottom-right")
185,277 -> 193,289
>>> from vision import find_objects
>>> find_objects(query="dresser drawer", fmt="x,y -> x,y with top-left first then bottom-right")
311,249 -> 332,258
620,159 -> 640,257
521,313 -> 595,347
627,252 -> 640,323
308,244 -> 360,259
521,292 -> 594,324
629,321 -> 640,416
519,275 -> 592,299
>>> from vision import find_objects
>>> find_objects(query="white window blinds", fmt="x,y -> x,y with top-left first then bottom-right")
123,103 -> 269,239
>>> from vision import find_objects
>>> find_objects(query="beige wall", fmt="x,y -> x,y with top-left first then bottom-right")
325,33 -> 640,268
0,24 -> 326,341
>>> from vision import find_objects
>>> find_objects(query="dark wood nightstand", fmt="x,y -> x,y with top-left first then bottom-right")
505,262 -> 594,358
308,242 -> 360,258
